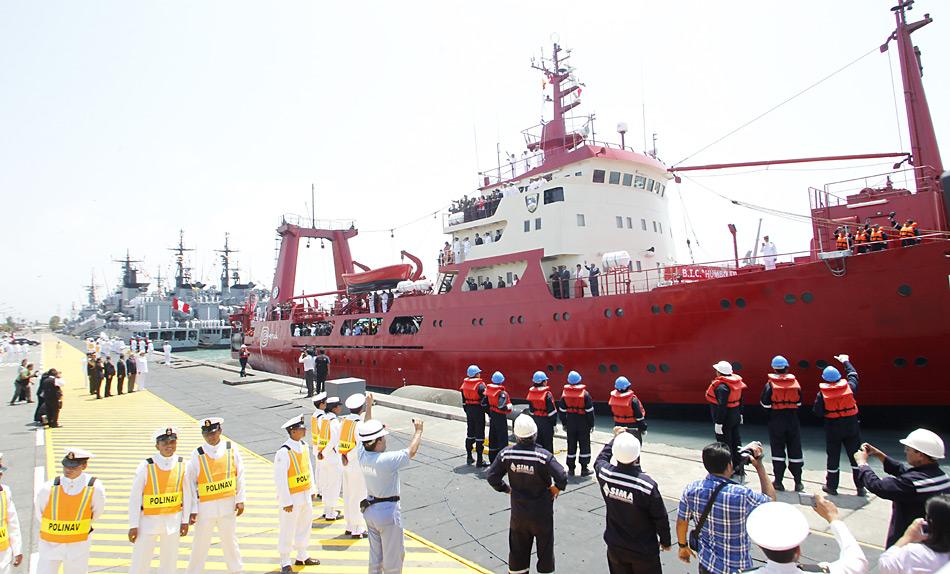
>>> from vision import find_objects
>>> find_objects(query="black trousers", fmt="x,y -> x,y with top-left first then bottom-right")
825,416 -> 862,491
239,358 -> 248,376
487,411 -> 508,463
47,400 -> 60,427
715,423 -> 743,473
304,370 -> 315,396
10,381 -> 29,403
769,411 -> 803,483
607,545 -> 662,574
116,375 -> 125,394
532,416 -> 555,454
33,395 -> 45,422
463,405 -> 486,459
566,424 -> 592,470
103,375 -> 113,397
92,378 -> 103,399
315,371 -> 328,394
509,506 -> 555,574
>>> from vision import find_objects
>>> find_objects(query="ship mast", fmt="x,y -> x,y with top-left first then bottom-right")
215,233 -> 237,295
83,271 -> 99,307
531,42 -> 584,163
168,230 -> 195,290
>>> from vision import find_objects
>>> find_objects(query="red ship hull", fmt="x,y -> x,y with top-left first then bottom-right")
240,242 -> 950,410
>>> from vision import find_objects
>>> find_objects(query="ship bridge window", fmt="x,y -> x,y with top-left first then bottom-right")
576,214 -> 586,227
609,171 -> 622,185
646,179 -> 655,192
535,217 -> 542,230
543,187 -> 564,204
524,220 -> 530,232
622,173 -> 634,186
641,218 -> 647,231
659,183 -> 666,197
616,216 -> 623,229
292,321 -> 333,337
593,170 -> 606,183
634,175 -> 646,189
626,217 -> 633,229
340,317 -> 382,336
389,316 -> 422,335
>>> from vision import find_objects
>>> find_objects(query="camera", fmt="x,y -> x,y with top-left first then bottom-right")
738,441 -> 763,464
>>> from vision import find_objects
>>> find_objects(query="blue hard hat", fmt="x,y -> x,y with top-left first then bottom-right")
614,376 -> 631,390
491,371 -> 505,384
532,371 -> 548,384
822,366 -> 841,382
567,370 -> 582,385
771,355 -> 789,369
466,365 -> 481,377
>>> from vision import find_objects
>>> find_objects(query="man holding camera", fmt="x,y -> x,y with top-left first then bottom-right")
676,442 -> 776,574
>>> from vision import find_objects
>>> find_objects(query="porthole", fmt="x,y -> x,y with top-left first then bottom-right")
650,305 -> 660,314
510,316 -> 516,324
798,360 -> 810,369
616,308 -> 624,317
439,320 -> 444,327
663,303 -> 673,314
784,294 -> 797,304
659,363 -> 670,373
556,364 -> 564,372
373,360 -> 377,366
731,362 -> 742,372
547,364 -> 555,372
801,292 -> 814,303
735,298 -> 746,308
553,313 -> 560,321
471,318 -> 477,326
646,364 -> 657,373
914,357 -> 928,367
897,284 -> 912,297
894,357 -> 907,368
604,308 -> 613,318
720,299 -> 731,309
598,364 -> 607,374
816,359 -> 829,369
518,316 -> 525,324
562,312 -> 570,321
359,359 -> 363,365
432,320 -> 437,327
609,364 -> 619,373
479,318 -> 485,326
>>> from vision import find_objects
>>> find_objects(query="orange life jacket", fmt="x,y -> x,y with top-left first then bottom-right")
705,375 -> 746,408
282,445 -> 312,494
819,381 -> 859,419
526,385 -> 553,417
854,229 -> 868,244
141,457 -> 185,516
835,232 -> 849,250
196,442 -> 237,501
561,384 -> 589,414
0,486 -> 9,551
609,389 -> 646,423
40,477 -> 96,543
870,228 -> 884,242
485,383 -> 509,415
767,374 -> 801,410
459,377 -> 484,406
900,224 -> 915,238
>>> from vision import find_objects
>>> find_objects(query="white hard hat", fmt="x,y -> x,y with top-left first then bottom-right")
357,420 -> 388,442
513,414 -> 538,439
712,360 -> 733,375
900,428 -> 945,459
611,432 -> 642,465
747,502 -> 810,551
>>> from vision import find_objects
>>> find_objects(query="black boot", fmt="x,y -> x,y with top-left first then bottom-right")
465,439 -> 474,465
580,466 -> 592,477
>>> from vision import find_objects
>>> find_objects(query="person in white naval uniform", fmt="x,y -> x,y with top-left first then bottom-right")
743,495 -> 867,574
0,453 -> 24,574
34,448 -> 107,574
185,417 -> 245,574
135,351 -> 149,390
273,415 -> 320,573
341,393 -> 374,538
128,427 -> 192,574
310,392 -> 328,500
761,235 -> 778,270
316,397 -> 344,520
163,342 -> 172,365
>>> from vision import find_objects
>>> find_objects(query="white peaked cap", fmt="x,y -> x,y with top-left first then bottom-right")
900,428 -> 945,459
513,414 -> 538,438
611,432 -> 642,465
712,361 -> 733,375
199,417 -> 224,428
312,392 -> 328,404
345,393 -> 366,410
282,415 -> 306,430
747,502 -> 810,551
152,426 -> 179,441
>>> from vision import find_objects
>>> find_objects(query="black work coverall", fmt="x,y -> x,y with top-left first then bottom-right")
813,361 -> 861,492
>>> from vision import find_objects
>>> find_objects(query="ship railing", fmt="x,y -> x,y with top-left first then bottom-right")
445,196 -> 502,226
278,214 -> 355,231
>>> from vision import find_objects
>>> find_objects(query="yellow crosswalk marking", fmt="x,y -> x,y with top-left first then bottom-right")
42,336 -> 488,573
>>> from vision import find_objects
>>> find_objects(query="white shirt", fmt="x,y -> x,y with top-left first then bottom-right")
273,439 -> 317,507
761,242 -> 778,257
749,521 -> 867,574
484,233 -> 493,244
298,355 -> 316,372
128,454 -> 193,533
879,543 -> 949,574
1,484 -> 22,558
184,441 -> 246,517
136,354 -> 148,373
34,473 -> 107,558
462,239 -> 471,254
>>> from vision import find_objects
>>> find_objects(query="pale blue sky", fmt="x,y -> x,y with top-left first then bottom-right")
2,1 -> 947,320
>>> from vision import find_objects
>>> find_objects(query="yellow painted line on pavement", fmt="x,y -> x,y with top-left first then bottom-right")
42,336 -> 489,573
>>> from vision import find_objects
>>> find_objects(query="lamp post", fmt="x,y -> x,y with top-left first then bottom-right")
728,224 -> 739,269
617,122 -> 628,150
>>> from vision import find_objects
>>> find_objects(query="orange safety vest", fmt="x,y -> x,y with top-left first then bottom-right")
835,232 -> 849,249
338,417 -> 358,455
767,374 -> 801,410
561,384 -> 589,414
196,442 -> 237,501
485,383 -> 509,415
0,487 -> 9,551
40,477 -> 96,543
314,415 -> 333,450
870,228 -> 884,242
900,224 -> 914,238
141,457 -> 185,515
281,445 -> 312,494
526,385 -> 553,417
609,389 -> 646,423
819,381 -> 859,419
705,375 -> 746,408
459,377 -> 485,406
310,413 -> 322,447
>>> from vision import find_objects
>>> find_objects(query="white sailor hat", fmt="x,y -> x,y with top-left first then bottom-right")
345,393 -> 366,410
0,452 -> 7,472
746,502 -> 810,551
357,420 -> 388,442
153,426 -> 179,441
282,415 -> 306,431
199,417 -> 224,433
325,396 -> 341,407
62,447 -> 94,468
312,392 -> 328,405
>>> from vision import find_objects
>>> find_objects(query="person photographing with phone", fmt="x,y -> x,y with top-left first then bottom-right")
878,494 -> 950,574
676,441 -> 776,574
